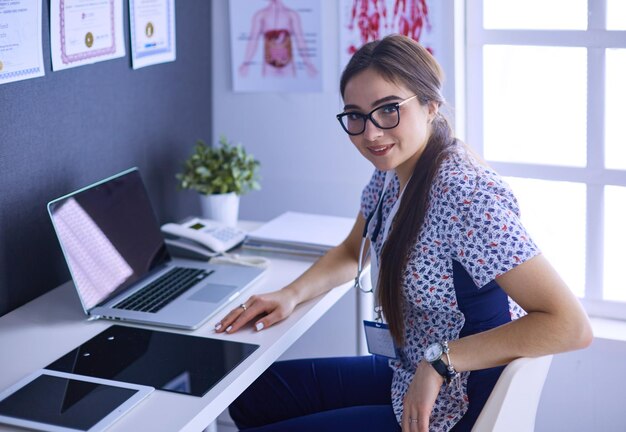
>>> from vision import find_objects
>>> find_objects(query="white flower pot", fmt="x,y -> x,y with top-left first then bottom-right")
199,192 -> 240,227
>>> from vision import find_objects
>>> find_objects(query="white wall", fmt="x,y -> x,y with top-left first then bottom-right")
212,1 -> 369,222
536,335 -> 626,432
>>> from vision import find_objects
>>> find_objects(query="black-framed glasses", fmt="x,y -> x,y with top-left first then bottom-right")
336,95 -> 418,136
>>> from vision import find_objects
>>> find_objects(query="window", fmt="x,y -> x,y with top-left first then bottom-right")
465,0 -> 626,319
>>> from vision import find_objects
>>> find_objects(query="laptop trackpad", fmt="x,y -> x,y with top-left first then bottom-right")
189,283 -> 237,303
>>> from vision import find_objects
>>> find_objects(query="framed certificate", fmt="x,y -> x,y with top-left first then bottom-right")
50,0 -> 126,71
129,0 -> 176,69
0,0 -> 45,84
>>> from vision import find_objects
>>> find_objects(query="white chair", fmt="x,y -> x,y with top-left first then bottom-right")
472,355 -> 554,432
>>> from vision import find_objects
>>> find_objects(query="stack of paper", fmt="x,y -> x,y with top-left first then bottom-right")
243,211 -> 355,256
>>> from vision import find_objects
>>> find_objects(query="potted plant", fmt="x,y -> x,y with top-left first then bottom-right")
177,135 -> 261,226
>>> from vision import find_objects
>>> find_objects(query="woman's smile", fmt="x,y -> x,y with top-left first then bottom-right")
367,143 -> 395,156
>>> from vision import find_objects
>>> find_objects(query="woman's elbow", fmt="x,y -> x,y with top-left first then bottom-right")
563,310 -> 593,351
573,315 -> 594,350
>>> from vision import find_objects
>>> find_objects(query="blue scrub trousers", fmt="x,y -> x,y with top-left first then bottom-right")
229,355 -> 401,431
229,354 -> 501,431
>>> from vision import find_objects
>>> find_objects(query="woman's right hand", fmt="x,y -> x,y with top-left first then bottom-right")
213,288 -> 299,334
213,213 -> 366,335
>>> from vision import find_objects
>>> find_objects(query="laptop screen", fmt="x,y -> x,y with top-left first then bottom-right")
48,169 -> 171,310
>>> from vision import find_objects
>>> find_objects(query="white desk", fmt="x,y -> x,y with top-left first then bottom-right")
0,252 -> 353,432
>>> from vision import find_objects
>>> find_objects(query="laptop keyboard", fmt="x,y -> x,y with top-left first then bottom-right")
113,267 -> 213,313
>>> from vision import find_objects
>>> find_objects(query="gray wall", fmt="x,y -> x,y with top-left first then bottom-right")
0,0 -> 212,316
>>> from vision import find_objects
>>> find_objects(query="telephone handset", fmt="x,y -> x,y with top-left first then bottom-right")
161,217 -> 247,257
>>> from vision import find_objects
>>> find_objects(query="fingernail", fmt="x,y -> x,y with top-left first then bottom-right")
226,325 -> 233,333
255,322 -> 264,331
214,323 -> 222,331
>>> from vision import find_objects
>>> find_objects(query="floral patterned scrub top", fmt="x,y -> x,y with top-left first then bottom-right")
360,147 -> 540,430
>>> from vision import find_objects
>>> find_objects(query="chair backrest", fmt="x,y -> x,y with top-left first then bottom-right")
471,355 -> 553,432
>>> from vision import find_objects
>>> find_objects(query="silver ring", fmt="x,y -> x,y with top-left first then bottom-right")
409,417 -> 419,423
239,303 -> 247,311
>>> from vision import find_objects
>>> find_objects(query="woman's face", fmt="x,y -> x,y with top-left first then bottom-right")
342,68 -> 435,184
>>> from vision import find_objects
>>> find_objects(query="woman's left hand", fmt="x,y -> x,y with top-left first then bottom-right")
401,360 -> 445,432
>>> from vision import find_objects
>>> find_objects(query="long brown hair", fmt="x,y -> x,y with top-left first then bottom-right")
340,35 -> 457,345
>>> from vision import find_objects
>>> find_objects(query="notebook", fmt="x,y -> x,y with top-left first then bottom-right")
243,211 -> 355,256
47,167 -> 265,330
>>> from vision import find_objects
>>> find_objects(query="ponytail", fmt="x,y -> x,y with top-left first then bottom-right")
378,114 -> 457,346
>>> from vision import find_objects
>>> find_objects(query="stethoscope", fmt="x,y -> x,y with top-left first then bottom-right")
354,188 -> 386,294
354,172 -> 409,300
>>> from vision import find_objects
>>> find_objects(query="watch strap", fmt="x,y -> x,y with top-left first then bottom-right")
429,358 -> 452,383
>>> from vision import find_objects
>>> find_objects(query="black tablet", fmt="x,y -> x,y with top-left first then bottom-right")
0,369 -> 154,432
47,325 -> 259,397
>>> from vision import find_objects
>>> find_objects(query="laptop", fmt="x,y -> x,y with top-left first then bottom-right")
47,167 -> 265,330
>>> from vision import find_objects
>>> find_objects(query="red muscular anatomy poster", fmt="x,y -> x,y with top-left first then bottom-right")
339,0 -> 440,71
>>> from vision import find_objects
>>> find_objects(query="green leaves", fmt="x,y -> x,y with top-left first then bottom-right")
176,135 -> 261,196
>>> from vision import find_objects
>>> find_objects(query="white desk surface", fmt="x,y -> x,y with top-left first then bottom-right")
0,252 -> 353,432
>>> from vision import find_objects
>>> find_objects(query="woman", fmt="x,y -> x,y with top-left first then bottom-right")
215,35 -> 592,431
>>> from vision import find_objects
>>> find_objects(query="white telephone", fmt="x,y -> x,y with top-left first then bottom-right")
161,217 -> 247,258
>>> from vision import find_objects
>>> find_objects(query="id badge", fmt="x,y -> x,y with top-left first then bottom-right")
363,320 -> 398,359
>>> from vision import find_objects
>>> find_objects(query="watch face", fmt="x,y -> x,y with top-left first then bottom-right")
424,343 -> 443,362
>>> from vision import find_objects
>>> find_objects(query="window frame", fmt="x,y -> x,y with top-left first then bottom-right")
463,0 -> 626,320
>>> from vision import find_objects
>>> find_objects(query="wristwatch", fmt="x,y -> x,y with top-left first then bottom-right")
424,341 -> 457,383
